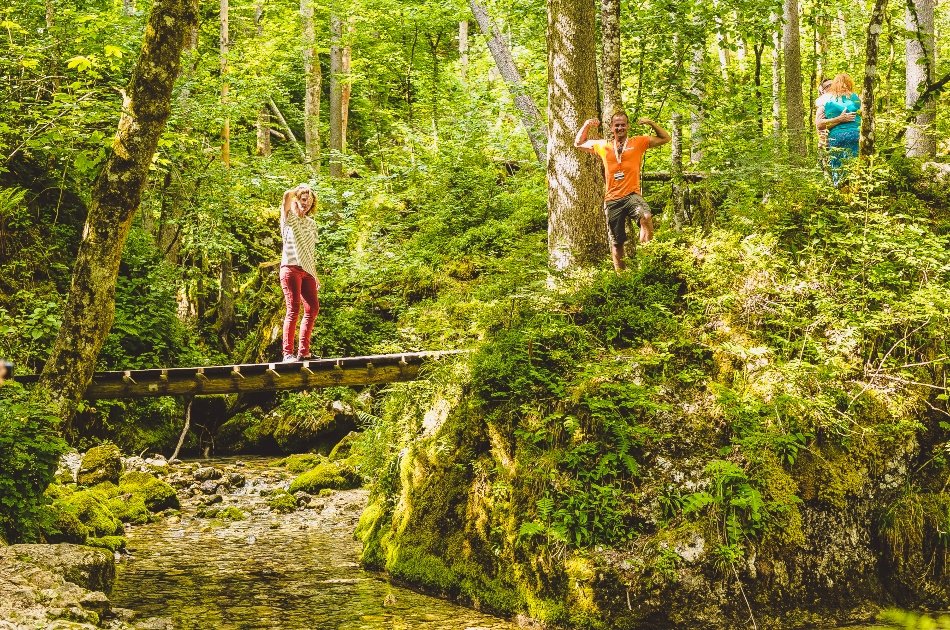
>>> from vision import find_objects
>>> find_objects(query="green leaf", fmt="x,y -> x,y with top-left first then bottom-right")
104,45 -> 123,58
66,56 -> 93,72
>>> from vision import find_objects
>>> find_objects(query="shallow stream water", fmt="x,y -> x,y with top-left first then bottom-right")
109,456 -> 909,630
111,457 -> 514,629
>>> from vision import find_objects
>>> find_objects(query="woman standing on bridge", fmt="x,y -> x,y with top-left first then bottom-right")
280,184 -> 320,362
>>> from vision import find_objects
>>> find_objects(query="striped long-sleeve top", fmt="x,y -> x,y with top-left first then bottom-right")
281,209 -> 319,281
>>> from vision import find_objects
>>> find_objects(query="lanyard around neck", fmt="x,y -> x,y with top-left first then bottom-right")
614,138 -> 627,163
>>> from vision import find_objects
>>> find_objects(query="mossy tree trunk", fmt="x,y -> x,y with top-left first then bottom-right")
599,0 -> 622,131
783,0 -> 806,159
329,14 -> 344,177
37,0 -> 199,425
220,0 -> 230,166
546,0 -> 606,271
302,0 -> 321,169
255,0 -> 271,157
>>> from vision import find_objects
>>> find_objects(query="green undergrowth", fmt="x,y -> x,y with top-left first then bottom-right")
352,159 -> 950,624
0,384 -> 67,542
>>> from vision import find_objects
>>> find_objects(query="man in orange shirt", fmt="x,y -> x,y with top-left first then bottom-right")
575,111 -> 670,271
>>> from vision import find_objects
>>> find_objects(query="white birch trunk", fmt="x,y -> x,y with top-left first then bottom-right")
470,0 -> 546,163
905,0 -> 936,157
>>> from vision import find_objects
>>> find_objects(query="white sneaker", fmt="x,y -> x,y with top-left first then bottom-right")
282,354 -> 297,362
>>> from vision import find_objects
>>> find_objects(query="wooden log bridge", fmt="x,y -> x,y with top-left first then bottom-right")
17,351 -> 464,400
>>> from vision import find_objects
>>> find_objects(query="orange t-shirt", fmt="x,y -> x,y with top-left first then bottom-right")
592,136 -> 650,201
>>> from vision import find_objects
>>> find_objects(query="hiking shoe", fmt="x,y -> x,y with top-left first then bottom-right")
282,354 -> 297,362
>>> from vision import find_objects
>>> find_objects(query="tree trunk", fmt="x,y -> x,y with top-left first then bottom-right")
671,112 -> 687,229
860,0 -> 889,157
837,10 -> 853,62
217,253 -> 235,351
469,0 -> 546,163
712,0 -> 731,80
256,108 -> 272,157
255,1 -> 271,157
427,32 -> 442,147
905,0 -> 936,157
783,0 -> 806,158
268,98 -> 318,177
45,0 -> 60,96
123,0 -> 135,16
302,0 -> 321,169
690,43 -> 704,163
341,19 -> 353,150
459,20 -> 469,79
37,0 -> 198,423
170,398 -> 193,461
600,0 -> 622,130
220,0 -> 230,166
753,41 -> 765,134
329,15 -> 344,177
816,14 -> 831,81
772,14 -> 782,136
547,0 -> 606,270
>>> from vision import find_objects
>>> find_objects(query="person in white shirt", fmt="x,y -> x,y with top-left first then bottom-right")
279,184 -> 320,362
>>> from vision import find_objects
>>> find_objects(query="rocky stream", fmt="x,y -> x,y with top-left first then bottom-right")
0,454 -> 926,629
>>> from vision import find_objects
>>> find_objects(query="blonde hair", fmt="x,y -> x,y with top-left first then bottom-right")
294,183 -> 315,214
828,73 -> 854,97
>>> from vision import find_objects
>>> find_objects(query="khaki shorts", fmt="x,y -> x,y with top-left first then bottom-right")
604,193 -> 651,246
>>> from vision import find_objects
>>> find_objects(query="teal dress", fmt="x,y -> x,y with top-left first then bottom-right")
824,93 -> 861,185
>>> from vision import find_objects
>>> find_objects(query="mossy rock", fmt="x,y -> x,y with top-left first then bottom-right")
87,535 -> 126,552
272,408 -> 339,452
106,495 -> 151,525
267,490 -> 298,513
54,489 -> 123,537
119,471 -> 179,512
276,453 -> 323,474
76,444 -> 123,486
288,459 -> 360,493
215,409 -> 278,453
44,508 -> 89,544
45,483 -> 75,501
328,432 -> 358,461
198,506 -> 246,521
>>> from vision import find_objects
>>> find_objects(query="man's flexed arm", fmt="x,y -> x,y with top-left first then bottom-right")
639,118 -> 671,148
574,118 -> 600,154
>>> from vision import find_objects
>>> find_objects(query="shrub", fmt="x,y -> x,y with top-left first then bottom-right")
0,385 -> 67,542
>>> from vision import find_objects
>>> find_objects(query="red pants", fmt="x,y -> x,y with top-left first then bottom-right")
280,265 -> 319,357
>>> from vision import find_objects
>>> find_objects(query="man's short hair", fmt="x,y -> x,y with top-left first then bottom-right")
610,110 -> 629,123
